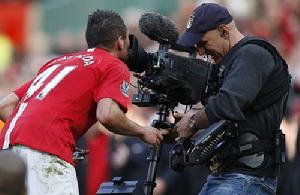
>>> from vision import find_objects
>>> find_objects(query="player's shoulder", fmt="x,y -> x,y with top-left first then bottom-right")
43,50 -> 100,69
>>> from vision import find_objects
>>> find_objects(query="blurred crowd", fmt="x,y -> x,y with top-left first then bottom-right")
1,0 -> 300,194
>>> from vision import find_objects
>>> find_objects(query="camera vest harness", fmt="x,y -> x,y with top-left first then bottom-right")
220,36 -> 291,111
210,36 -> 291,177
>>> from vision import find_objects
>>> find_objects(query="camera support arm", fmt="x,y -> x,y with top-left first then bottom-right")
170,120 -> 238,172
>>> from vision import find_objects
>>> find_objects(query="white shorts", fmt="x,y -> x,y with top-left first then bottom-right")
12,145 -> 79,195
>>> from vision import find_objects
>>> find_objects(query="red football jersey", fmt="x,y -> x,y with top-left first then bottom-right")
0,48 -> 130,165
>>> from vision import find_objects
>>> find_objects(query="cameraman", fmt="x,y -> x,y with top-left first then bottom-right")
174,3 -> 290,195
0,10 -> 164,195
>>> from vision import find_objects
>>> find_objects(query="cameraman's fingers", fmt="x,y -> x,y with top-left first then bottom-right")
173,112 -> 185,119
175,136 -> 189,142
156,138 -> 161,147
152,136 -> 161,147
157,130 -> 163,141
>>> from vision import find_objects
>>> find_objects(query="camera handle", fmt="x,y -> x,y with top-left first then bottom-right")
144,103 -> 173,195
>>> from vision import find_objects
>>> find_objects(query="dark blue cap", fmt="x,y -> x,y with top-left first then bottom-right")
177,3 -> 233,47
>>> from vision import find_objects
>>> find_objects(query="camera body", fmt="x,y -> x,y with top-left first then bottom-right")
126,35 -> 216,106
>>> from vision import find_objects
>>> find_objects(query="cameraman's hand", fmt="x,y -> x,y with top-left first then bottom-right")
173,113 -> 194,139
140,126 -> 166,146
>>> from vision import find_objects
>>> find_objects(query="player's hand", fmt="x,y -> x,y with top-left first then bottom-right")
141,126 -> 166,146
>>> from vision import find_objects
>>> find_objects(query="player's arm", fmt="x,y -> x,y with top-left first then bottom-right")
83,122 -> 113,140
0,93 -> 20,122
96,98 -> 164,146
0,78 -> 34,122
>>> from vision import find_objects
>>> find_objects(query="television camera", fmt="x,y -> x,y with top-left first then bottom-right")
127,34 -> 217,107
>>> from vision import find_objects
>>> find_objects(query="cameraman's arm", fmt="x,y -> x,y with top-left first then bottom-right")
193,109 -> 210,129
96,98 -> 163,146
174,109 -> 209,138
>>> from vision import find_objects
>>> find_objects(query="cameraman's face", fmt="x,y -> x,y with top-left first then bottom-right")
196,28 -> 229,63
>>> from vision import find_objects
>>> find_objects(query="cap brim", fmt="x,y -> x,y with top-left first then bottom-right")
176,31 -> 203,47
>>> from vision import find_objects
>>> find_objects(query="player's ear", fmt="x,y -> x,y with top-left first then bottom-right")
116,36 -> 125,51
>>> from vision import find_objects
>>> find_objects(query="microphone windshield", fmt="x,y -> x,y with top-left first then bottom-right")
139,12 -> 179,44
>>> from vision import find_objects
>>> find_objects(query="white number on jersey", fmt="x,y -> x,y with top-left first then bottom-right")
2,64 -> 77,149
24,64 -> 77,101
